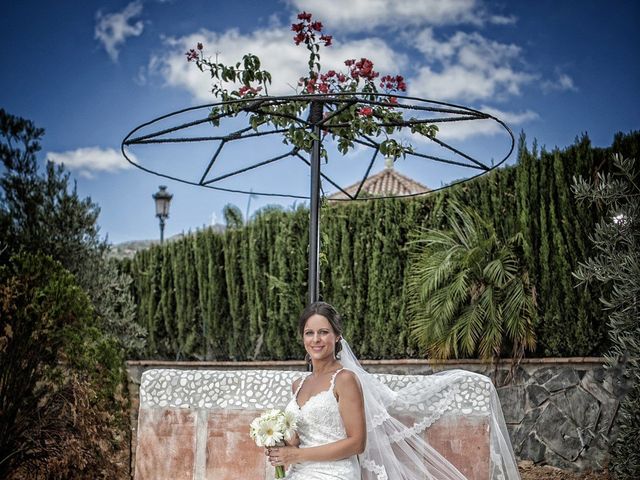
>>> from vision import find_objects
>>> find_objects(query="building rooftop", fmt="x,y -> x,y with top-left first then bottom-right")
328,158 -> 430,200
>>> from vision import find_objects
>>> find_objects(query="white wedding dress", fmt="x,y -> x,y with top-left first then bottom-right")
283,368 -> 361,479
281,340 -> 520,480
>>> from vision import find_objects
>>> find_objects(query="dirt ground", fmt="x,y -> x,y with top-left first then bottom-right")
519,461 -> 610,480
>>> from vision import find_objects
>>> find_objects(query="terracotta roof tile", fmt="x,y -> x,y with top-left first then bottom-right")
328,166 -> 430,200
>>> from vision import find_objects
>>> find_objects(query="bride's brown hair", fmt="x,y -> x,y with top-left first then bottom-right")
298,301 -> 343,363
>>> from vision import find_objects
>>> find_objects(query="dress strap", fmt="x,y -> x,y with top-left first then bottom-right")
329,368 -> 345,391
293,374 -> 308,397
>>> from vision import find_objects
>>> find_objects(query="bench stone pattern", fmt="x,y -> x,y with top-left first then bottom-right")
139,369 -> 492,415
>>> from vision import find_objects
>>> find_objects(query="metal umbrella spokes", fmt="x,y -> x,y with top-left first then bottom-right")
121,93 -> 514,200
121,92 -> 514,303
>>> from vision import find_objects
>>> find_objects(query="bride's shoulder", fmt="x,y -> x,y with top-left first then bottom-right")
334,369 -> 363,405
334,368 -> 361,390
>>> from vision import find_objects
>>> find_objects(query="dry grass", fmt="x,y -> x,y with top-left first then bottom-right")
519,461 -> 610,480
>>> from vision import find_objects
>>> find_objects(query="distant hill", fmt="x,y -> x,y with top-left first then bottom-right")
108,224 -> 226,260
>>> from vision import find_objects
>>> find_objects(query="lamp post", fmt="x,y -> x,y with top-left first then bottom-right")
152,185 -> 173,243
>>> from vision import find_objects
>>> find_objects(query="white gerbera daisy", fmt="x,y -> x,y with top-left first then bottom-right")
258,418 -> 284,447
249,417 -> 263,445
282,410 -> 298,442
265,409 -> 282,420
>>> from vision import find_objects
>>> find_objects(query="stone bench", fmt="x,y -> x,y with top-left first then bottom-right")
134,369 -> 494,480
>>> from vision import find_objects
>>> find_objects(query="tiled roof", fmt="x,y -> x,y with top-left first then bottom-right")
328,165 -> 430,200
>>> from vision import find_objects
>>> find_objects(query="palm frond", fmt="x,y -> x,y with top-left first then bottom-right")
447,203 -> 478,250
483,258 -> 508,286
455,303 -> 485,357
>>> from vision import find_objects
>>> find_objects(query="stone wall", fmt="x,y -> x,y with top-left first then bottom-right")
496,362 -> 626,472
126,358 -> 627,476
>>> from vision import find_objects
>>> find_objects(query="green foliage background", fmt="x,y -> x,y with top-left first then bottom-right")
0,109 -> 136,478
0,254 -> 129,479
122,132 -> 640,360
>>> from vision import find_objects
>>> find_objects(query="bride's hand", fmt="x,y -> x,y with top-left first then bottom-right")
284,432 -> 300,447
267,446 -> 300,467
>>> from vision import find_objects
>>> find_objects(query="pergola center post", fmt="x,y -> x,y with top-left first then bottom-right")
308,100 -> 324,304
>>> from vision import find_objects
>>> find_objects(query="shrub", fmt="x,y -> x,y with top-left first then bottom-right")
0,253 -> 129,479
573,154 -> 640,478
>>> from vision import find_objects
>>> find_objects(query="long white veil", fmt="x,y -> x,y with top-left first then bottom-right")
339,339 -> 520,480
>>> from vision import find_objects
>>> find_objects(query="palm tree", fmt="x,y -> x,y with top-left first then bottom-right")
407,200 -> 537,362
223,203 -> 244,228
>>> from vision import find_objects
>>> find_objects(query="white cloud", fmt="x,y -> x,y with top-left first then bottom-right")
95,1 -> 145,62
154,28 -> 406,101
287,0 -> 511,30
410,64 -> 533,102
489,14 -> 517,25
436,106 -> 538,141
542,71 -> 577,93
407,29 -> 535,102
46,147 -> 136,178
133,65 -> 148,86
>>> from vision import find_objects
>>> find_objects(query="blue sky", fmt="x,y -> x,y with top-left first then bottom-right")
1,0 -> 638,244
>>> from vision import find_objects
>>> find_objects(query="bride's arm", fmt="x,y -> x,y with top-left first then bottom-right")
271,370 -> 366,465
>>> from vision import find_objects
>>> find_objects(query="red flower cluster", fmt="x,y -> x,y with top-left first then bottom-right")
290,12 -> 406,98
238,85 -> 262,97
322,70 -> 347,83
320,34 -> 332,46
186,48 -> 199,62
380,75 -> 406,92
299,69 -> 350,94
358,107 -> 373,117
299,75 -> 323,94
345,58 -> 379,81
300,76 -> 318,93
185,43 -> 204,62
292,11 -> 332,46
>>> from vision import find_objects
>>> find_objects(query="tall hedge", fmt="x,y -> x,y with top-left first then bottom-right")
121,132 -> 640,360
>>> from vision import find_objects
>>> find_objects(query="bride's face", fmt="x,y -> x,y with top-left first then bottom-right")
303,314 -> 340,361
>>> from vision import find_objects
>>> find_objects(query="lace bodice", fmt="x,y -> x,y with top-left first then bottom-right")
283,368 -> 361,479
286,368 -> 349,446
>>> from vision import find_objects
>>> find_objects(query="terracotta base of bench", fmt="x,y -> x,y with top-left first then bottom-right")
135,408 -> 489,480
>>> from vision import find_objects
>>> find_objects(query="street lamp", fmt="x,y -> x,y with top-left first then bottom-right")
152,185 -> 173,243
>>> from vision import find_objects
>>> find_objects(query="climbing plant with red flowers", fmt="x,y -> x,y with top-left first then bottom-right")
187,12 -> 437,159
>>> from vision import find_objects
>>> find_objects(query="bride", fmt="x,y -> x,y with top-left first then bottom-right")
266,302 -> 520,480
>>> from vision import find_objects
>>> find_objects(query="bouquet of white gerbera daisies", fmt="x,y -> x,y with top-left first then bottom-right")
249,409 -> 298,478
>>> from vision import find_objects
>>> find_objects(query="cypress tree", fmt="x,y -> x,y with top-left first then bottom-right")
222,229 -> 246,359
194,230 -> 209,358
173,240 -> 186,357
209,230 -> 231,359
159,247 -> 177,358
